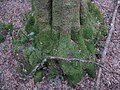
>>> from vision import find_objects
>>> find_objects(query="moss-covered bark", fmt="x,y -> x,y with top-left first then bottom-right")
53,0 -> 80,33
21,0 -> 107,86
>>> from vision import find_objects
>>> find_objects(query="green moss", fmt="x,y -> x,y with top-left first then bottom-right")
31,0 -> 35,11
47,63 -> 61,80
77,30 -> 90,59
0,33 -> 4,43
25,14 -> 36,34
34,71 -> 42,83
12,30 -> 29,52
85,64 -> 96,78
29,52 -> 38,66
60,60 -> 85,86
82,27 -> 94,39
13,0 -> 107,87
0,23 -> 13,31
54,32 -> 88,86
87,1 -> 107,42
85,40 -> 96,54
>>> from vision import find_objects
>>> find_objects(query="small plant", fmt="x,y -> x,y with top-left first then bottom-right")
0,33 -> 4,43
13,30 -> 34,52
0,23 -> 13,31
0,23 -> 13,43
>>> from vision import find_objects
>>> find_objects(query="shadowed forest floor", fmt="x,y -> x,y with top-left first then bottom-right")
0,0 -> 120,90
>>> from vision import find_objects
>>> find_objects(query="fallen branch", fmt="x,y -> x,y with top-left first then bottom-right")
95,2 -> 120,90
28,56 -> 120,78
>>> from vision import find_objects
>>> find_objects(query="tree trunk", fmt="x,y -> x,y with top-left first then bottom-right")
25,0 -> 106,86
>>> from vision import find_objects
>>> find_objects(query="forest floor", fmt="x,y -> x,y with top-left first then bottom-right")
0,0 -> 120,90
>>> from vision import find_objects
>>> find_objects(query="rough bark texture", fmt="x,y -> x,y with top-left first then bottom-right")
53,0 -> 80,33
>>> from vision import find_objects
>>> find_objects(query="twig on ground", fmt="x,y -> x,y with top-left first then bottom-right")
28,56 -> 120,79
95,2 -> 120,90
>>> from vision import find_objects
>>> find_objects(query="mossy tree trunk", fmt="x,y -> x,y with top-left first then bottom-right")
24,0 -> 106,86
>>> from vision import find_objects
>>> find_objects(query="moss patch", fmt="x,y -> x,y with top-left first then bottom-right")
0,33 -> 4,43
13,0 -> 107,86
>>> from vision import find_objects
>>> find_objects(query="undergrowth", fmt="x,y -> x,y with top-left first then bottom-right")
0,23 -> 13,43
